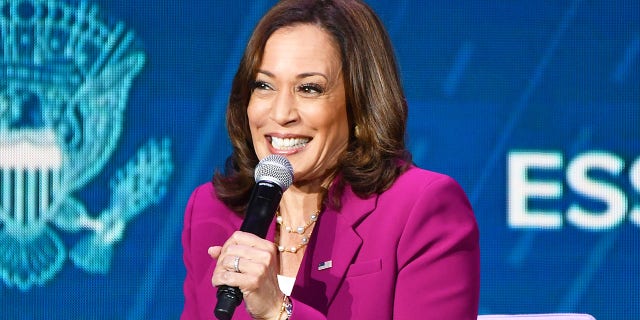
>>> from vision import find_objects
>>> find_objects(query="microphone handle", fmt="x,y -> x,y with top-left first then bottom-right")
214,181 -> 283,320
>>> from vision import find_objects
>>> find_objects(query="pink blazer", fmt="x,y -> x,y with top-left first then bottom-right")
181,166 -> 480,319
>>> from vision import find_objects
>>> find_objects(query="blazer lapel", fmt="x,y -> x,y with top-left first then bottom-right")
292,188 -> 378,311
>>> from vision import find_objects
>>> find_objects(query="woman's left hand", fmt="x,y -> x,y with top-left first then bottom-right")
209,231 -> 283,319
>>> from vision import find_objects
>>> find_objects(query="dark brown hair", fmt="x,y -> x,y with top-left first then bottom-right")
213,0 -> 411,214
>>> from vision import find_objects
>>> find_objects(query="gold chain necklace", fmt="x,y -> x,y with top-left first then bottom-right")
276,209 -> 320,253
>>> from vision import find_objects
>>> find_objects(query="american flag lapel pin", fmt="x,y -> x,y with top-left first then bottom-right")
318,260 -> 333,271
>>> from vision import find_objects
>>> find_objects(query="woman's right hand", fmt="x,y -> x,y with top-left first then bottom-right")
209,231 -> 284,320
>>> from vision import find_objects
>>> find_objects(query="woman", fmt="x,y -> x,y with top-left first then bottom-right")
181,1 -> 480,319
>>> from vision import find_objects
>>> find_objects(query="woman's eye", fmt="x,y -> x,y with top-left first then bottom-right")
298,83 -> 324,95
252,80 -> 273,91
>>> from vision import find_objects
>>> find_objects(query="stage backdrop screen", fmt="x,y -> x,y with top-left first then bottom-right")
0,1 -> 637,319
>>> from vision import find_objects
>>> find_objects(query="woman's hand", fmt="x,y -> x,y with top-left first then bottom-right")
209,231 -> 283,320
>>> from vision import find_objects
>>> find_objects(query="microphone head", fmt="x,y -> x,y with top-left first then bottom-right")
254,154 -> 294,191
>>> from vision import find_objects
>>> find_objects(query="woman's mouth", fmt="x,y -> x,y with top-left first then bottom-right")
269,136 -> 310,151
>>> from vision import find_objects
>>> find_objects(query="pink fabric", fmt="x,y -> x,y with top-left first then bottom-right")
181,166 -> 480,319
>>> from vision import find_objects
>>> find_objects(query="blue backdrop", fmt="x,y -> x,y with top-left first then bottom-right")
0,1 -> 638,319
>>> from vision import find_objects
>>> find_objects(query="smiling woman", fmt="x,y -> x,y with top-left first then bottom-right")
181,1 -> 480,319
248,24 -> 349,187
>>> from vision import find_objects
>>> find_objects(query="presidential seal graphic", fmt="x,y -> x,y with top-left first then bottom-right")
0,0 -> 173,290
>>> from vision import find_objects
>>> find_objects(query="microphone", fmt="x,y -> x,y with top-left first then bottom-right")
214,154 -> 294,320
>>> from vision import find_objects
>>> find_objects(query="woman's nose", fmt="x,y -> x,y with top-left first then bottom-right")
269,91 -> 299,126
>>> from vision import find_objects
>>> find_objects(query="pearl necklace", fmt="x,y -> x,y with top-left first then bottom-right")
276,209 -> 320,253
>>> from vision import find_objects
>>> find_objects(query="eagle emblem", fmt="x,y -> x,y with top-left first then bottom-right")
0,0 -> 173,290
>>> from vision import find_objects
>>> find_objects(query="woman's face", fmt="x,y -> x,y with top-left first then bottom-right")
247,24 -> 348,186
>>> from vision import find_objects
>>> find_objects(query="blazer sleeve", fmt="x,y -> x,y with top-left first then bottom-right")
181,184 -> 241,319
394,174 -> 480,319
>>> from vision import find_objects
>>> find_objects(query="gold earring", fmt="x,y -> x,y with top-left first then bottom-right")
354,125 -> 361,138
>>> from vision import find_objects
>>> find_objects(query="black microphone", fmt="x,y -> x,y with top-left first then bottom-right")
214,154 -> 294,320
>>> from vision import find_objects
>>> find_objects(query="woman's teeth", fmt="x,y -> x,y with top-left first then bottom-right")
271,137 -> 309,150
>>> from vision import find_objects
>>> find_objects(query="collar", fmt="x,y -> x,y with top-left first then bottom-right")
291,185 -> 378,311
